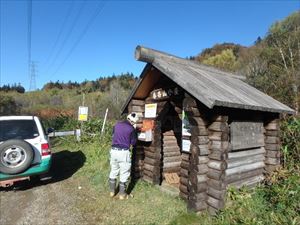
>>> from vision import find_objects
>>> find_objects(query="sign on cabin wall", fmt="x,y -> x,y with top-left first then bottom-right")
182,110 -> 191,136
145,103 -> 157,118
182,110 -> 191,152
151,87 -> 180,100
230,121 -> 264,150
182,139 -> 191,152
138,130 -> 152,142
138,120 -> 154,142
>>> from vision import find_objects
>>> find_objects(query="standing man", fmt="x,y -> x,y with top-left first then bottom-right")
109,112 -> 139,200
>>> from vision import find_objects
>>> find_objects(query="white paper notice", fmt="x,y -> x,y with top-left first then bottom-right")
145,103 -> 157,118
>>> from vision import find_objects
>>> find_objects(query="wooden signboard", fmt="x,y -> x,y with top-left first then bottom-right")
230,121 -> 264,150
151,87 -> 181,100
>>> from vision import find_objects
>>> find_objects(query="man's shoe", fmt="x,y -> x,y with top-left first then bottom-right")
119,194 -> 129,200
119,194 -> 134,200
110,192 -> 115,197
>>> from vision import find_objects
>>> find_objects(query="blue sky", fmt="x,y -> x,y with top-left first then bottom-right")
1,0 -> 299,91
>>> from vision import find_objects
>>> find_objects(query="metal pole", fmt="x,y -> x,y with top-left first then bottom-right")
101,108 -> 108,136
81,93 -> 85,135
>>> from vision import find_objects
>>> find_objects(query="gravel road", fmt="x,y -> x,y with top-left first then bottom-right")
0,150 -> 91,225
0,178 -> 90,225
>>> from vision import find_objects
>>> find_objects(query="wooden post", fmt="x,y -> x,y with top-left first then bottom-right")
76,129 -> 81,142
101,108 -> 108,136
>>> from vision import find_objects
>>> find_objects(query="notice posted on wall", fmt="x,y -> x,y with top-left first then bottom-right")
182,139 -> 191,152
182,110 -> 191,136
137,130 -> 152,142
145,103 -> 157,118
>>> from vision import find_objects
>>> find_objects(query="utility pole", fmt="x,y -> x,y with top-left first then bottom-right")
27,0 -> 32,91
29,61 -> 37,91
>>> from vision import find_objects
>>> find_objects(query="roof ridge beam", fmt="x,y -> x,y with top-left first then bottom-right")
135,45 -> 181,63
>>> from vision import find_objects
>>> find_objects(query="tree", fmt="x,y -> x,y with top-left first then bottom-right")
201,49 -> 238,72
246,11 -> 300,113
265,11 -> 300,113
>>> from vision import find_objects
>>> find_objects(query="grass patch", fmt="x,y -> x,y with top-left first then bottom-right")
51,131 -> 300,225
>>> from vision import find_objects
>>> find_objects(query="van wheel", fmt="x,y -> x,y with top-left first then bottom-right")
0,140 -> 34,175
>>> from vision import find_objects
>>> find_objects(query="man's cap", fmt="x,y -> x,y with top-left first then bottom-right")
127,112 -> 139,124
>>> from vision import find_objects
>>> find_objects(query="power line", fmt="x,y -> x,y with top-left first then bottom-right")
27,0 -> 32,90
43,0 -> 75,67
51,1 -> 108,77
43,1 -> 86,75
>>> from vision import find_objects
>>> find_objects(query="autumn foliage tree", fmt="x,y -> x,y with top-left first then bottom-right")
194,11 -> 300,113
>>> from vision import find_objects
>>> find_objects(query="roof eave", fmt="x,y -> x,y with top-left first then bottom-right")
120,63 -> 152,115
213,100 -> 295,114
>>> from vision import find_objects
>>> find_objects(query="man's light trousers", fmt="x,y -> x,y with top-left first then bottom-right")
109,148 -> 131,183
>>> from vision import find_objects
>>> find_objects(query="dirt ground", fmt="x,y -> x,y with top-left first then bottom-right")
0,149 -> 187,225
0,178 -> 90,225
0,150 -> 92,225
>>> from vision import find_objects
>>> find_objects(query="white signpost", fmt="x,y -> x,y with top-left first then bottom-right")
78,106 -> 88,121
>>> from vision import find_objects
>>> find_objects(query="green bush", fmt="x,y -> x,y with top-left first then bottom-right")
280,116 -> 300,168
42,115 -> 78,131
0,94 -> 20,115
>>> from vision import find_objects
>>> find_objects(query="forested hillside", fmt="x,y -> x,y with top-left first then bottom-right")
0,73 -> 136,120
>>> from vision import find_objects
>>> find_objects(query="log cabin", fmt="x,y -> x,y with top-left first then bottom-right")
122,46 -> 295,214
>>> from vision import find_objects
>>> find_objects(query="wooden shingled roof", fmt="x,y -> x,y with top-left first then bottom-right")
122,46 -> 294,114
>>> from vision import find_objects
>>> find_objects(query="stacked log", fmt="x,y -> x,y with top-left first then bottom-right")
179,152 -> 189,201
264,118 -> 281,173
225,147 -> 265,188
132,144 -> 144,179
207,115 -> 229,215
128,99 -> 145,179
162,131 -> 181,174
183,95 -> 209,212
142,121 -> 162,185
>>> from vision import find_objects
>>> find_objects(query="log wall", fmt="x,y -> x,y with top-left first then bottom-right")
179,152 -> 189,201
161,96 -> 183,176
221,116 -> 267,194
162,131 -> 181,174
142,121 -> 162,184
225,147 -> 265,188
264,118 -> 281,173
129,99 -> 145,180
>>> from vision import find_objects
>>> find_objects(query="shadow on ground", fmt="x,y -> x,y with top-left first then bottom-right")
1,150 -> 86,191
50,150 -> 86,182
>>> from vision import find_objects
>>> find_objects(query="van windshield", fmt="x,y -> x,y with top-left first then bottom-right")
0,120 -> 39,142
